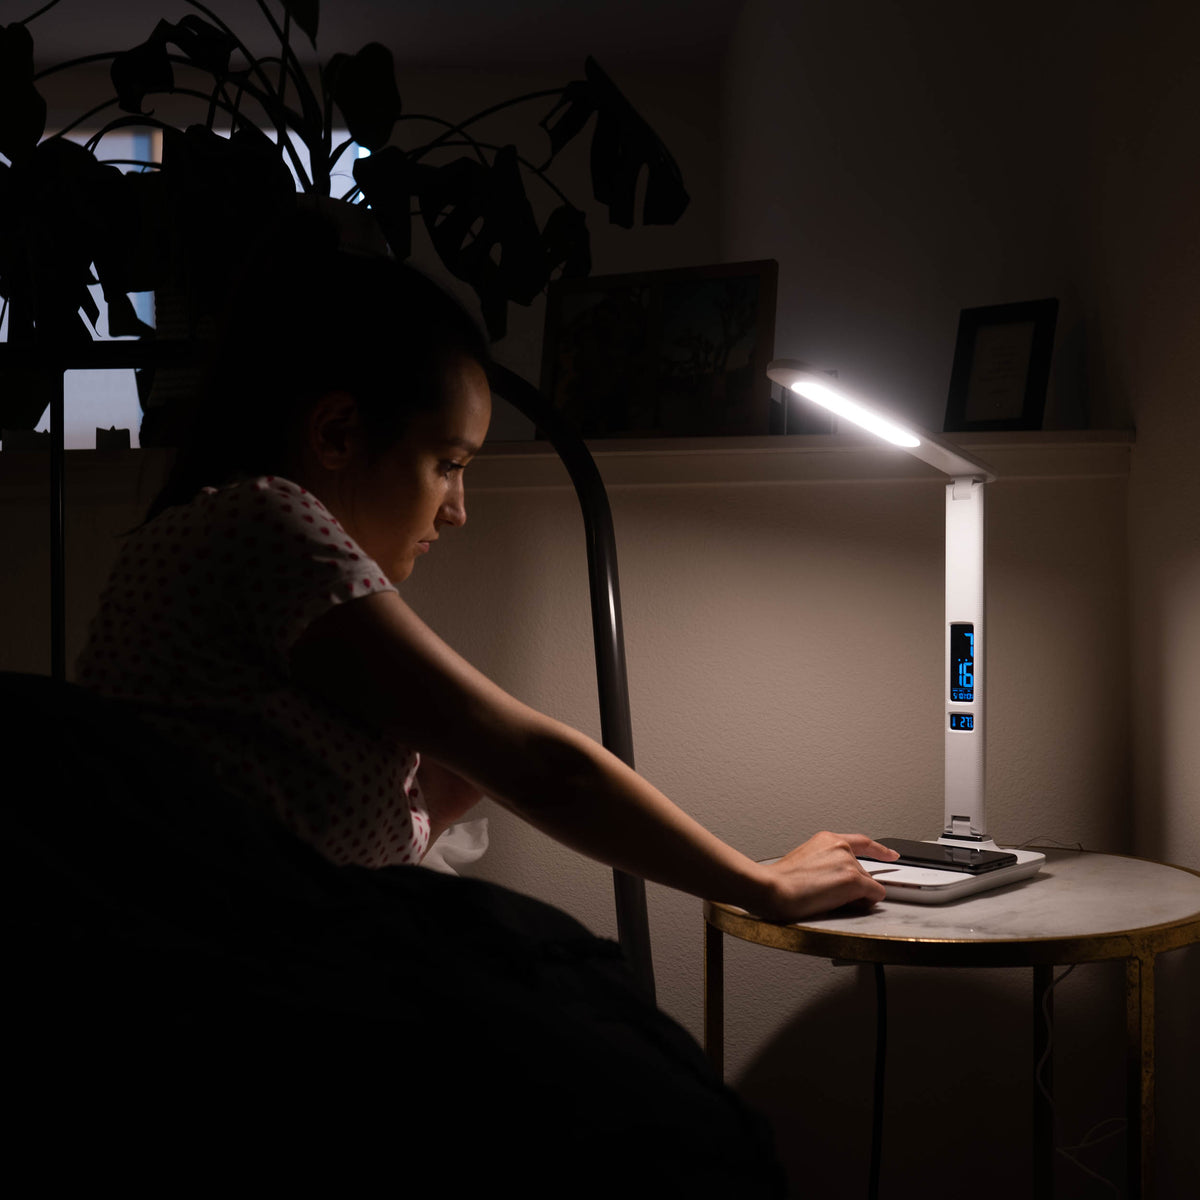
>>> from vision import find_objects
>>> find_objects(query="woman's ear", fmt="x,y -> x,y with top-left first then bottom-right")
305,392 -> 362,470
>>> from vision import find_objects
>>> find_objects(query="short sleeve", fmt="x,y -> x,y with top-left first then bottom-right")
213,477 -> 397,668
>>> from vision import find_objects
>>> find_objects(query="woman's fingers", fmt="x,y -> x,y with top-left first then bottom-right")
759,830 -> 893,921
840,833 -> 900,862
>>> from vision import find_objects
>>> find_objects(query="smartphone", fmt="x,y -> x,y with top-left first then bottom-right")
864,837 -> 1019,875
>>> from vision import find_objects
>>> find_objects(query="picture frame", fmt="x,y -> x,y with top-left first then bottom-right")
943,298 -> 1058,432
540,260 -> 778,438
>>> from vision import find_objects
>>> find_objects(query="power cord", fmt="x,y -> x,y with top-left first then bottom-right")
1037,963 -> 1125,1196
1016,835 -> 1085,852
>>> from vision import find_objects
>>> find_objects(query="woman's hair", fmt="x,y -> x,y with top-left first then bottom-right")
144,212 -> 490,521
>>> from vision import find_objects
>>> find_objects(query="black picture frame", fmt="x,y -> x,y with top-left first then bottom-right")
540,260 -> 778,438
943,298 -> 1058,432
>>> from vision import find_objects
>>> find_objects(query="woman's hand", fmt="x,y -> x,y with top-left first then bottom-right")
752,832 -> 899,923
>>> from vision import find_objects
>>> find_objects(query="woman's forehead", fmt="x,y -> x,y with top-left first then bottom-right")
410,360 -> 491,446
441,359 -> 492,428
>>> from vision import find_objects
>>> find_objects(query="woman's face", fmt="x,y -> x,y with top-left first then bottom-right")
321,357 -> 492,583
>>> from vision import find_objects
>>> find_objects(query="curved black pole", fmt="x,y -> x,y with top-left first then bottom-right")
488,364 -> 656,1001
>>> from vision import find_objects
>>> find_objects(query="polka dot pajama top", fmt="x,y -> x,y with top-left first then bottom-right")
76,476 -> 432,867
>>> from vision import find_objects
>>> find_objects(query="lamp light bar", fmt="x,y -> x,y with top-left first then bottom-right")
790,379 -> 920,448
766,359 -> 996,482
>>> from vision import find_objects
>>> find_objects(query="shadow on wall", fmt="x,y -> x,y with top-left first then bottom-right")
735,962 -> 1136,1200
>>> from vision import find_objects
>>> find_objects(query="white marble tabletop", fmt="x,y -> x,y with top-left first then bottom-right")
786,850 -> 1200,942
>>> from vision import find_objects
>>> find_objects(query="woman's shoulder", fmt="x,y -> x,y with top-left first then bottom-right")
118,477 -> 342,583
147,475 -> 336,531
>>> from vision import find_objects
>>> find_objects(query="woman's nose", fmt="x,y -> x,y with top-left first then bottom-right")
438,481 -> 467,528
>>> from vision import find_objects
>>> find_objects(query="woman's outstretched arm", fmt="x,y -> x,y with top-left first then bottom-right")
292,590 -> 896,921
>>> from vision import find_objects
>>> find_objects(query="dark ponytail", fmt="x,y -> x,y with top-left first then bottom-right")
144,212 -> 490,522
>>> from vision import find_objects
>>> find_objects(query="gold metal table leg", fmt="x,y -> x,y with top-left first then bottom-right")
704,920 -> 725,1078
1125,952 -> 1155,1200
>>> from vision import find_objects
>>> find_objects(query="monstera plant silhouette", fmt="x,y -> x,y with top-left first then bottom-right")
0,0 -> 689,441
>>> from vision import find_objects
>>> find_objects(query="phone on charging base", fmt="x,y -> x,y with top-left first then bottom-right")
865,838 -> 1019,875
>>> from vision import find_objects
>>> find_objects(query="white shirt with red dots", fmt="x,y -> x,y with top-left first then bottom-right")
76,475 -> 432,867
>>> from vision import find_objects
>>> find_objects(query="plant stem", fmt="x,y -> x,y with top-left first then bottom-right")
246,0 -> 327,187
162,59 -> 315,190
19,0 -> 66,25
397,115 -> 489,167
33,52 -> 119,82
275,8 -> 290,152
414,88 -> 565,157
331,135 -> 356,165
181,0 -> 315,160
96,159 -> 160,172
416,137 -> 576,209
55,99 -> 125,141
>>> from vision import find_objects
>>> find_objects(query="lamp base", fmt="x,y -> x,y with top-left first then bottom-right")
858,839 -> 1046,905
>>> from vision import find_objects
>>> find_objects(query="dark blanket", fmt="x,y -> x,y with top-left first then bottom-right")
5,672 -> 784,1195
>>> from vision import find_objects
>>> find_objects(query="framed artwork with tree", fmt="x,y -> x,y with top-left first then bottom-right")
540,260 -> 777,438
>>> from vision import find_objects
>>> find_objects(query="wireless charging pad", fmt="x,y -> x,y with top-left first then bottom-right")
857,839 -> 1045,904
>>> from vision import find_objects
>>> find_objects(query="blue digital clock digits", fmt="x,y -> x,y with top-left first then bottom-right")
950,713 -> 974,731
950,623 -> 975,702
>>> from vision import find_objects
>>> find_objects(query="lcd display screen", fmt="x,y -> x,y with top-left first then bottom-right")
950,712 -> 974,731
950,623 -> 975,702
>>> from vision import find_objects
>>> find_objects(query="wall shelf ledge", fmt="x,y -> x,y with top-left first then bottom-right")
0,430 -> 1134,501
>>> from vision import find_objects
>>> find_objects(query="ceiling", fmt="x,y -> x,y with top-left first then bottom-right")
25,0 -> 744,69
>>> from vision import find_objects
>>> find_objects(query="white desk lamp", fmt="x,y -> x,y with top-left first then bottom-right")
767,360 -> 1045,903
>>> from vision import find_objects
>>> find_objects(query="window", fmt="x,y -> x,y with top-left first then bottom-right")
3,129 -> 362,450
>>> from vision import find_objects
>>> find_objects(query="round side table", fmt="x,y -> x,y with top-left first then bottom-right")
703,849 -> 1200,1199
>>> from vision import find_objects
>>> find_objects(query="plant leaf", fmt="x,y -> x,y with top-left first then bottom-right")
418,146 -> 547,340
103,290 -> 154,338
281,0 -> 320,47
110,21 -> 174,115
157,124 -> 298,319
541,204 -> 591,281
538,80 -> 595,157
2,95 -> 109,355
326,43 -> 402,152
583,57 -> 689,228
0,367 -> 56,430
352,146 -> 423,260
6,138 -> 114,343
110,17 -> 240,116
162,15 -> 237,77
0,23 -> 47,165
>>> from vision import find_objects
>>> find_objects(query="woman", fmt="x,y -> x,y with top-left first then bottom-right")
78,217 -> 897,923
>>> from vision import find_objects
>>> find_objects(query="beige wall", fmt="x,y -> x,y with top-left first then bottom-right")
1077,7 -> 1200,871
